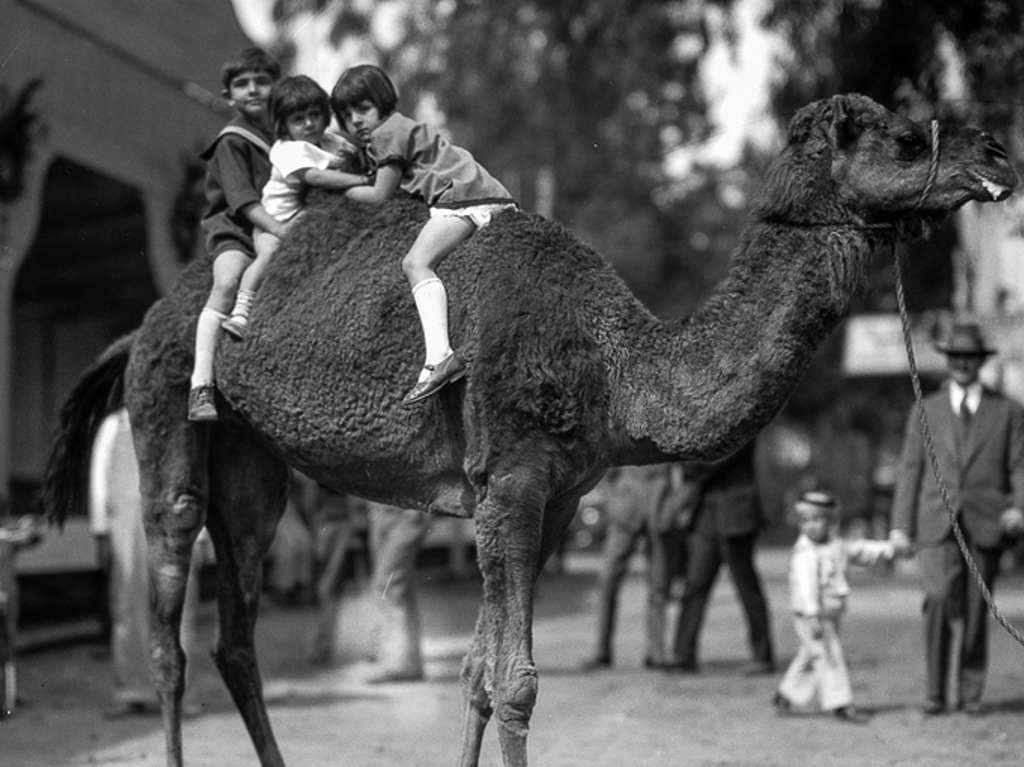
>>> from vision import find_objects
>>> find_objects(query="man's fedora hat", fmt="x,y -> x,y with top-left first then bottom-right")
935,322 -> 996,357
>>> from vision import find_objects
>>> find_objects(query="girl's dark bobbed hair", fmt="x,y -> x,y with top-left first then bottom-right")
270,75 -> 331,139
330,64 -> 398,122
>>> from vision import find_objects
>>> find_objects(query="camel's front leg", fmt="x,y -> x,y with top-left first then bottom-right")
461,471 -> 545,767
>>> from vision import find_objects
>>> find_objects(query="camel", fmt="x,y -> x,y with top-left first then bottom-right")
42,93 -> 1015,767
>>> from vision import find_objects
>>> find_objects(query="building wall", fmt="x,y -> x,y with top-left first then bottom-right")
0,0 -> 253,497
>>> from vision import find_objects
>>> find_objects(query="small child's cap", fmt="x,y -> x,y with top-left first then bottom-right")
794,490 -> 838,518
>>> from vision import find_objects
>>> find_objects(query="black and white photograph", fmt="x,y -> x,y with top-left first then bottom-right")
2,1 -> 1024,765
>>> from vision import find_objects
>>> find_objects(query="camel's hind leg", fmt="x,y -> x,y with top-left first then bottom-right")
457,605 -> 494,767
132,415 -> 209,767
203,423 -> 289,767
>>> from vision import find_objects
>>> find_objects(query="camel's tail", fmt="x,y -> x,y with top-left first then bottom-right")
40,332 -> 134,528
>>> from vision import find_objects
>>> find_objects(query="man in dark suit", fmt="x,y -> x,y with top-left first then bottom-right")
667,439 -> 776,675
581,463 -> 691,670
891,322 -> 1024,715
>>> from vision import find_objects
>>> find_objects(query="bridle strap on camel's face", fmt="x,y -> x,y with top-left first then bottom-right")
753,94 -> 966,234
775,117 -> 942,233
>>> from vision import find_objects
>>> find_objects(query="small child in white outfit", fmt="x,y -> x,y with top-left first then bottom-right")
772,490 -> 895,723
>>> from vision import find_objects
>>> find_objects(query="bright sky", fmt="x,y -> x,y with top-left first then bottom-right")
666,0 -> 786,179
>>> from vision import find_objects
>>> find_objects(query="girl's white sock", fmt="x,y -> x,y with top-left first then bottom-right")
411,277 -> 452,369
190,307 -> 228,388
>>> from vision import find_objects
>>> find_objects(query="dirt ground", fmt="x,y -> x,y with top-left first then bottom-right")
3,548 -> 1024,767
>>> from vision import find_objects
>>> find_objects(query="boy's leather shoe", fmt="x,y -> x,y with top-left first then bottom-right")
402,352 -> 466,405
187,384 -> 218,422
771,691 -> 792,714
366,668 -> 424,684
580,655 -> 612,672
739,660 -> 775,676
664,660 -> 698,674
921,698 -> 945,715
833,705 -> 869,724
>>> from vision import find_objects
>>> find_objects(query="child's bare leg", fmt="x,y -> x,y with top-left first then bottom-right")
402,216 -> 474,362
402,216 -> 475,288
223,231 -> 280,340
189,250 -> 249,420
400,216 -> 475,404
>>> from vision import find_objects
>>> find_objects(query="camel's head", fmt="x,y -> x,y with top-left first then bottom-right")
755,93 -> 1017,234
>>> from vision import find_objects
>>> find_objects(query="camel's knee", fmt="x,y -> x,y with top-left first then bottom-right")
493,667 -> 538,733
150,630 -> 188,689
212,641 -> 258,683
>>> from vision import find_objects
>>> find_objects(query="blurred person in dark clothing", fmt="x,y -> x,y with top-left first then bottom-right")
581,463 -> 691,670
667,439 -> 776,675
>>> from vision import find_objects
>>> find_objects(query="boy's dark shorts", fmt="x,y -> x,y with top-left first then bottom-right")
207,236 -> 256,261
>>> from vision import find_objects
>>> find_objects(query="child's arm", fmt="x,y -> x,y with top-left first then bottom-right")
345,164 -> 403,205
844,538 -> 896,567
297,167 -> 371,192
241,202 -> 286,239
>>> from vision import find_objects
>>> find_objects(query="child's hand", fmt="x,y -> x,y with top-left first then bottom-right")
888,529 -> 913,558
1000,508 -> 1024,538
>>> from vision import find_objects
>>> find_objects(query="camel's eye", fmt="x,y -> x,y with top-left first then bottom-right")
896,132 -> 926,161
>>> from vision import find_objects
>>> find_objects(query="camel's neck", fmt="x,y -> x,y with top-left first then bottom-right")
608,221 -> 883,463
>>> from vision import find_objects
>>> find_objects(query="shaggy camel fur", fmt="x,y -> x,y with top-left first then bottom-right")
43,94 -> 1015,767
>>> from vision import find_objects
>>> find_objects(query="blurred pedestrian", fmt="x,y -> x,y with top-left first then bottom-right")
365,502 -> 428,683
890,321 -> 1024,715
772,491 -> 896,723
0,509 -> 42,718
265,477 -> 314,606
581,463 -> 691,670
667,439 -> 776,675
89,408 -> 205,718
308,484 -> 360,666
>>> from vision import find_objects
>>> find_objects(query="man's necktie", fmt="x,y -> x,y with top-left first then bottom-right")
960,397 -> 972,427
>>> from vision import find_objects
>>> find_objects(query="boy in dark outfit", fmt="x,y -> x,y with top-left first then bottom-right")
188,47 -> 282,421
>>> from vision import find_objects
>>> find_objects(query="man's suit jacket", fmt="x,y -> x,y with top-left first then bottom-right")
603,464 -> 687,535
891,384 -> 1024,548
685,440 -> 763,538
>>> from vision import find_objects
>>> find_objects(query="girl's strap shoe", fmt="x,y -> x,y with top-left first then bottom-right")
402,352 -> 466,405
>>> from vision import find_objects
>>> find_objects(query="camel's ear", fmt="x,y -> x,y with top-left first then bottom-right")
828,95 -> 860,150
